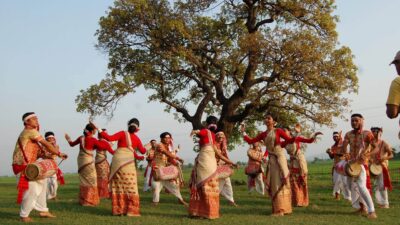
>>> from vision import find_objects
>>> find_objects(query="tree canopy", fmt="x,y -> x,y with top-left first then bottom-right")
76,0 -> 357,144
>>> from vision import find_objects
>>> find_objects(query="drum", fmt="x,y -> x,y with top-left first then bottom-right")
25,159 -> 58,181
245,162 -> 261,177
334,160 -> 347,176
345,161 -> 362,178
153,165 -> 179,181
216,165 -> 233,179
369,163 -> 383,176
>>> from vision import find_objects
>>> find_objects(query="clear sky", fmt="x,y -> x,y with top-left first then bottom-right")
1,0 -> 399,176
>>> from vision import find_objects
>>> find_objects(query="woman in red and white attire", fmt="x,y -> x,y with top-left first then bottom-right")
92,118 -> 148,217
65,123 -> 113,206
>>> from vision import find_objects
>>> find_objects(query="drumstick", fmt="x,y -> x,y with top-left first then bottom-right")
58,159 -> 64,166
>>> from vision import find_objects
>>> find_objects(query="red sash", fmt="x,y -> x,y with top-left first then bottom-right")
16,174 -> 29,204
57,168 -> 65,185
363,164 -> 372,194
382,165 -> 392,191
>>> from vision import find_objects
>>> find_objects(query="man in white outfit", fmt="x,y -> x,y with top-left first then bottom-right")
342,113 -> 376,219
151,132 -> 187,206
370,127 -> 393,208
12,112 -> 67,222
143,139 -> 157,192
327,131 -> 351,201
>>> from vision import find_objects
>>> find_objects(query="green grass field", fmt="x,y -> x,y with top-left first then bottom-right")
1,161 -> 400,225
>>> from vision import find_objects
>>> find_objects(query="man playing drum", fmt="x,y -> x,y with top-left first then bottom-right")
327,131 -> 351,201
143,139 -> 157,192
44,131 -> 66,200
246,141 -> 265,195
369,127 -> 393,208
341,113 -> 376,219
151,132 -> 187,206
12,112 -> 67,222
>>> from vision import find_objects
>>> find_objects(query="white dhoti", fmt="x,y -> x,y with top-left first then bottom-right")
332,170 -> 351,200
374,173 -> 389,206
143,166 -> 152,192
219,177 -> 235,203
47,174 -> 58,200
348,166 -> 375,213
248,173 -> 265,195
20,178 -> 49,218
152,179 -> 183,203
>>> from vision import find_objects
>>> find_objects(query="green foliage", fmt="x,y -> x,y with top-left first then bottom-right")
77,0 -> 358,143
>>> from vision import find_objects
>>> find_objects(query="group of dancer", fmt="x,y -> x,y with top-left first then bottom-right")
9,112 -> 396,222
327,114 -> 394,219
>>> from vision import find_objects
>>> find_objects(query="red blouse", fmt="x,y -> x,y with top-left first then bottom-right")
244,128 -> 295,146
281,136 -> 315,149
97,139 -> 115,155
197,129 -> 216,147
100,130 -> 146,154
68,135 -> 112,152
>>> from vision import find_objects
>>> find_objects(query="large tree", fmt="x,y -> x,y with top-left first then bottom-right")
76,0 -> 357,143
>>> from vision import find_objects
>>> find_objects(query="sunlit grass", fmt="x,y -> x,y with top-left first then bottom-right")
0,161 -> 399,224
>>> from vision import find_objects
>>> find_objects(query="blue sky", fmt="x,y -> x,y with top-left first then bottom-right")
1,0 -> 399,176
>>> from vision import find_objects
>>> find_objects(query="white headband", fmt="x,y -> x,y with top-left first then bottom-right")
46,135 -> 55,139
128,123 -> 139,128
23,114 -> 37,122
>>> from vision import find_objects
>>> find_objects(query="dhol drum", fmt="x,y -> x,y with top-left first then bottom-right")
334,160 -> 348,176
245,162 -> 261,177
153,165 -> 179,181
369,163 -> 383,176
25,159 -> 58,181
345,161 -> 362,178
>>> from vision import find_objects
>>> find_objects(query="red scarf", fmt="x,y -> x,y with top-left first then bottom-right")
56,168 -> 65,185
382,165 -> 393,191
363,164 -> 372,195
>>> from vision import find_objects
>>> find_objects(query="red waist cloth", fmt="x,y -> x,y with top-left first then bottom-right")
362,164 -> 372,194
12,164 -> 29,204
57,168 -> 65,185
382,165 -> 392,191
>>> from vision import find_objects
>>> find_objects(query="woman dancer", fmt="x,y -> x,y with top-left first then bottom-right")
241,114 -> 296,216
281,125 -> 322,207
91,119 -> 148,216
96,129 -> 115,198
65,124 -> 113,206
189,116 -> 237,219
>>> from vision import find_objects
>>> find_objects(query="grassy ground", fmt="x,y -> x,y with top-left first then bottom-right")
1,161 -> 400,225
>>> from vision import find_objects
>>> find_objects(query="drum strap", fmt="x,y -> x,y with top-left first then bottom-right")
18,138 -> 29,164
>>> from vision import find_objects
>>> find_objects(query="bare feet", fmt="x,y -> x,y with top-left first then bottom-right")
229,201 -> 238,207
178,199 -> 189,207
126,213 -> 140,217
20,217 -> 33,223
152,202 -> 159,206
39,212 -> 56,218
271,211 -> 284,216
377,204 -> 389,209
334,192 -> 340,200
367,212 -> 377,219
353,208 -> 367,215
